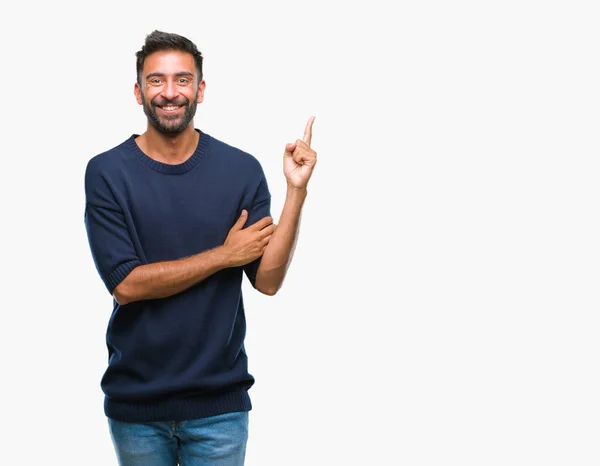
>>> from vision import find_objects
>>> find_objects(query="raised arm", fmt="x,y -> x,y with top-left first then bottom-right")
254,116 -> 317,295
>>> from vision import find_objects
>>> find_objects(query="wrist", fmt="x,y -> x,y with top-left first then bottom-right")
211,245 -> 236,269
286,184 -> 308,199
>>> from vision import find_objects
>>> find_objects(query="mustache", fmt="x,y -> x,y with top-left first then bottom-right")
151,96 -> 189,107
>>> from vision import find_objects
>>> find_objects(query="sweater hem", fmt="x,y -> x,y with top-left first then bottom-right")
104,390 -> 252,423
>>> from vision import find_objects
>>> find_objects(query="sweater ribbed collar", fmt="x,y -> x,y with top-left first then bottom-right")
126,128 -> 209,175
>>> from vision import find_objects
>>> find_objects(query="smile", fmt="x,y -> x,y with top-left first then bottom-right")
158,105 -> 183,113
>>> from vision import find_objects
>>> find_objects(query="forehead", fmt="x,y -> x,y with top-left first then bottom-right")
142,50 -> 196,77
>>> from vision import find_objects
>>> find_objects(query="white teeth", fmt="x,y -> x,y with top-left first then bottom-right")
162,106 -> 180,111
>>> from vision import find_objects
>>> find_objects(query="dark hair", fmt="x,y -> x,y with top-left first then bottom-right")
135,30 -> 203,85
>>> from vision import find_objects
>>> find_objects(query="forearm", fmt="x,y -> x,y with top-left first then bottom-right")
254,186 -> 307,295
114,246 -> 233,305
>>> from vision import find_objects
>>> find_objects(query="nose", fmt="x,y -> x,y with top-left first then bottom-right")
162,79 -> 179,100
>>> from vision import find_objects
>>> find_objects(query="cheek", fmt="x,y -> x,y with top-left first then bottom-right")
185,90 -> 199,102
144,91 -> 161,105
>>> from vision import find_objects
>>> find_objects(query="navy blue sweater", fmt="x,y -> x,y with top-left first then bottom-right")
84,129 -> 271,422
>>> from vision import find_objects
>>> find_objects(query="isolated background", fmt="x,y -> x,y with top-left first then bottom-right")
2,0 -> 599,465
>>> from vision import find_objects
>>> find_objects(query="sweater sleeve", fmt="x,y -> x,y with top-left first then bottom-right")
243,171 -> 272,289
84,161 -> 141,295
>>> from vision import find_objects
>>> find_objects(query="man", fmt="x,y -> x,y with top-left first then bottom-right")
84,30 -> 317,465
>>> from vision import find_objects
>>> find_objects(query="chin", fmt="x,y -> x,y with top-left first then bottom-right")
152,120 -> 187,134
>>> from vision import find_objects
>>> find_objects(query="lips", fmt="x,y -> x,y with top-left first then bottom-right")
156,104 -> 184,115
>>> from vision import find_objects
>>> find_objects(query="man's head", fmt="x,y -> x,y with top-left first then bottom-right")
134,31 -> 205,134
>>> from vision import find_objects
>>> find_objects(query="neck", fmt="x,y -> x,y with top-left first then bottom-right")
136,124 -> 199,165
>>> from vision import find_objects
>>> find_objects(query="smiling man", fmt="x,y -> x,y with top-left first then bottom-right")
84,30 -> 317,465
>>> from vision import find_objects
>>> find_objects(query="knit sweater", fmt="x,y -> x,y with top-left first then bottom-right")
84,129 -> 270,422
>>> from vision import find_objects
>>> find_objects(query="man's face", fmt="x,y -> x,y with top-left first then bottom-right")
135,50 -> 205,134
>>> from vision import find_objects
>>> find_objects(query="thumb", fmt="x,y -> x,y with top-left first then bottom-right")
232,209 -> 248,230
285,142 -> 296,155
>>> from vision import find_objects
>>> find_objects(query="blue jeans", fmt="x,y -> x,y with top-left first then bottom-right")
108,411 -> 249,466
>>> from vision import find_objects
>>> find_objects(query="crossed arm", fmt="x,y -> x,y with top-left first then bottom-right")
112,190 -> 306,305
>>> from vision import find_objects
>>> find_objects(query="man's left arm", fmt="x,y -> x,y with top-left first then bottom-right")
254,116 -> 317,296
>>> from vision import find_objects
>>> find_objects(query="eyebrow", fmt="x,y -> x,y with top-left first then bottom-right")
145,72 -> 195,80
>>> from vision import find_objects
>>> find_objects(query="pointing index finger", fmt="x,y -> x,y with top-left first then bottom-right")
303,116 -> 315,146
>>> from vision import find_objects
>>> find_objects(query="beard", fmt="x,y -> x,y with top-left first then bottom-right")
141,90 -> 198,134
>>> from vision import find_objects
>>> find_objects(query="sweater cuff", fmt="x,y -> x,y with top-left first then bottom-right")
106,260 -> 141,294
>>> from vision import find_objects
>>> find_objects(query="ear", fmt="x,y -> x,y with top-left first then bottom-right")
197,80 -> 206,104
134,82 -> 143,105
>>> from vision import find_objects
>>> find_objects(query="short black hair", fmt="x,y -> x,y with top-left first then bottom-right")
135,30 -> 203,85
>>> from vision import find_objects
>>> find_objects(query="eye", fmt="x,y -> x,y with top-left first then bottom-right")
178,78 -> 190,84
149,78 -> 162,85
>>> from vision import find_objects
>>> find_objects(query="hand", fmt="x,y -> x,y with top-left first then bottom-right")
223,210 -> 276,267
284,116 -> 317,190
